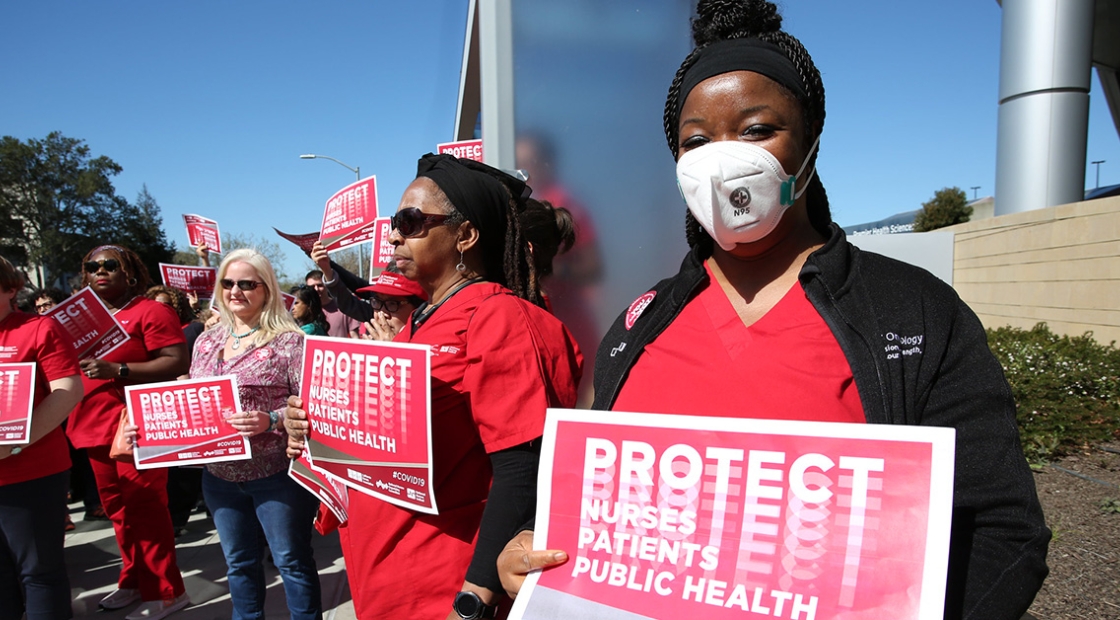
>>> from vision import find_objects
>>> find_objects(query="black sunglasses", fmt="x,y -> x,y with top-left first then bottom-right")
83,258 -> 120,274
220,279 -> 264,291
390,208 -> 450,238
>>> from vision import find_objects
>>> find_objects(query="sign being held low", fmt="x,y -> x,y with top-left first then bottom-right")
0,363 -> 36,445
511,410 -> 956,620
126,376 -> 251,469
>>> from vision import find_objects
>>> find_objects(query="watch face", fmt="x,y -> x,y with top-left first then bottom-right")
454,592 -> 481,618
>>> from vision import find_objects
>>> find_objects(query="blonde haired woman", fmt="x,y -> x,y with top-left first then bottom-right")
192,249 -> 322,618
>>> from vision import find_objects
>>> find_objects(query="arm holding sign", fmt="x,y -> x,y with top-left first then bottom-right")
0,374 -> 83,460
79,343 -> 188,382
310,241 -> 374,324
497,529 -> 568,600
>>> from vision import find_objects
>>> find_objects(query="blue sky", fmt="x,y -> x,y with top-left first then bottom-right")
3,0 -> 1118,283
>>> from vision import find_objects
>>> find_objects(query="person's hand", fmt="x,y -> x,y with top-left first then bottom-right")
185,290 -> 200,312
0,444 -> 26,460
195,242 -> 212,267
79,358 -> 115,380
284,395 -> 309,440
227,410 -> 270,436
310,241 -> 333,278
497,530 -> 568,599
286,433 -> 306,459
122,422 -> 140,444
364,314 -> 399,341
204,308 -> 221,330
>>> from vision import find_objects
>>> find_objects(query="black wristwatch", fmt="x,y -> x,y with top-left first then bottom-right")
118,363 -> 130,379
453,591 -> 497,619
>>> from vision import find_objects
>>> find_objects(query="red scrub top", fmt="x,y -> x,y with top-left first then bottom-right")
615,263 -> 864,423
340,281 -> 582,619
67,296 -> 185,448
0,311 -> 80,486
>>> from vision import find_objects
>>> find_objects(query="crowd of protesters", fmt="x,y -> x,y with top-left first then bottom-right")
0,3 -> 1053,619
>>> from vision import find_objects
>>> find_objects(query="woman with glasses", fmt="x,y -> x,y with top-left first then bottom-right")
0,256 -> 83,620
289,284 -> 329,337
285,153 -> 582,619
182,249 -> 322,619
66,245 -> 190,620
305,240 -> 426,342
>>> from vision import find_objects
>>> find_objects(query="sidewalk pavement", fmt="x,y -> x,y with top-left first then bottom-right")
64,502 -> 358,619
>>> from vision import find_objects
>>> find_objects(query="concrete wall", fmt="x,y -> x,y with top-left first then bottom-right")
947,195 -> 1120,344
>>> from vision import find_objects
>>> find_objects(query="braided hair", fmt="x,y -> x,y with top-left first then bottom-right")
664,0 -> 831,255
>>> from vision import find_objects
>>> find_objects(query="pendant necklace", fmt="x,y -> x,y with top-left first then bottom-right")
229,326 -> 260,350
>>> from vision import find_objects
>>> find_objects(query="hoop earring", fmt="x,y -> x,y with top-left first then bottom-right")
128,277 -> 138,286
455,249 -> 466,273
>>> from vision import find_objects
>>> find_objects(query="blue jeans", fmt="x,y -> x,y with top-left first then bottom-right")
202,470 -> 322,620
0,471 -> 71,620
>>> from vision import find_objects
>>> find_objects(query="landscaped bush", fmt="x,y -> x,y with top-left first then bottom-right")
987,323 -> 1120,464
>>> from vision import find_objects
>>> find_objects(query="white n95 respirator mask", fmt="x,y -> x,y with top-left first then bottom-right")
676,137 -> 819,250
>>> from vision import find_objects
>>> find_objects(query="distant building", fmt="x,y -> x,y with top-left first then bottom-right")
843,197 -> 994,236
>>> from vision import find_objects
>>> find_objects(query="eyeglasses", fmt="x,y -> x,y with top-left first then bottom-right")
35,301 -> 55,312
220,279 -> 264,291
370,296 -> 410,313
83,258 -> 120,274
390,207 -> 450,238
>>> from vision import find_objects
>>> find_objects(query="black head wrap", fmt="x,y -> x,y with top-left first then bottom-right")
415,153 -> 531,281
677,38 -> 808,118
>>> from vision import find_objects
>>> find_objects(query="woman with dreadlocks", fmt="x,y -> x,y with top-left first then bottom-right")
497,1 -> 1049,619
285,153 -> 582,619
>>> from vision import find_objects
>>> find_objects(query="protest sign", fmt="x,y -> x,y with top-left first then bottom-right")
45,288 -> 130,360
300,336 -> 435,513
370,217 -> 394,271
125,375 -> 251,469
183,214 -> 222,254
158,263 -> 217,300
318,177 -> 379,252
289,448 -> 350,524
511,410 -> 956,620
274,228 -> 321,254
281,292 -> 296,312
0,363 -> 36,445
437,139 -> 484,162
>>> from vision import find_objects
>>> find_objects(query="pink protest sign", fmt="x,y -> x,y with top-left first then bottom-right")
437,139 -> 484,162
511,410 -> 956,620
370,217 -> 393,271
281,292 -> 296,312
289,448 -> 350,524
300,336 -> 435,514
0,363 -> 36,445
274,228 -> 320,254
45,288 -> 130,360
159,263 -> 218,300
183,214 -> 222,254
319,177 -> 379,251
126,375 -> 251,469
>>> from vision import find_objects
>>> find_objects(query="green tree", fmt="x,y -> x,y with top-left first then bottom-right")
0,132 -> 173,287
913,186 -> 973,232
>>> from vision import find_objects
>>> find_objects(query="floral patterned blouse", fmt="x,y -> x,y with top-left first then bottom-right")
190,327 -> 303,482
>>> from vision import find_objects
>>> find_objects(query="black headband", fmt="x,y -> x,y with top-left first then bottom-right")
677,38 -> 808,119
415,153 -> 531,280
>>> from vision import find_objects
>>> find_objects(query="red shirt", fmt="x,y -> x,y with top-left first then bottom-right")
615,264 -> 864,423
67,297 -> 186,448
341,282 -> 582,619
0,311 -> 80,486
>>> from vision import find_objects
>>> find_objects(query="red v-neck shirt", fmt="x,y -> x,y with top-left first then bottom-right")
614,263 -> 864,423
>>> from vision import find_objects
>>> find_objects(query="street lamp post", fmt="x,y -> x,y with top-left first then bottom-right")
300,154 -> 366,280
1091,160 -> 1105,189
970,186 -> 981,201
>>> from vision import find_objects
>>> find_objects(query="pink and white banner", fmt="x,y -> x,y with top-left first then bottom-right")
289,448 -> 350,524
319,177 -> 380,252
183,214 -> 222,254
0,363 -> 36,445
126,375 -> 251,469
437,139 -> 484,162
300,336 -> 435,514
45,288 -> 130,360
159,263 -> 218,300
511,410 -> 956,620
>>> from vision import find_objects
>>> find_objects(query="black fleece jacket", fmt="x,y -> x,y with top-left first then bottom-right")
592,224 -> 1050,620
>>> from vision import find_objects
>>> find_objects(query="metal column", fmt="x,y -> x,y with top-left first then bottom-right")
478,0 -> 516,171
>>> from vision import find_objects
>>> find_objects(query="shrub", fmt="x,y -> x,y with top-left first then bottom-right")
987,323 -> 1120,464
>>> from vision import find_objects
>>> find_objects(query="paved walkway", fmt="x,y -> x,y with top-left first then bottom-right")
64,502 -> 358,619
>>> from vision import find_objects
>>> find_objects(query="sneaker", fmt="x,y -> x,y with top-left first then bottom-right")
65,514 -> 76,532
99,588 -> 141,610
84,506 -> 109,521
124,593 -> 190,620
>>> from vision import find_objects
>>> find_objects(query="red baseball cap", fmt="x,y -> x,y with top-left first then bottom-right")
357,272 -> 428,301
